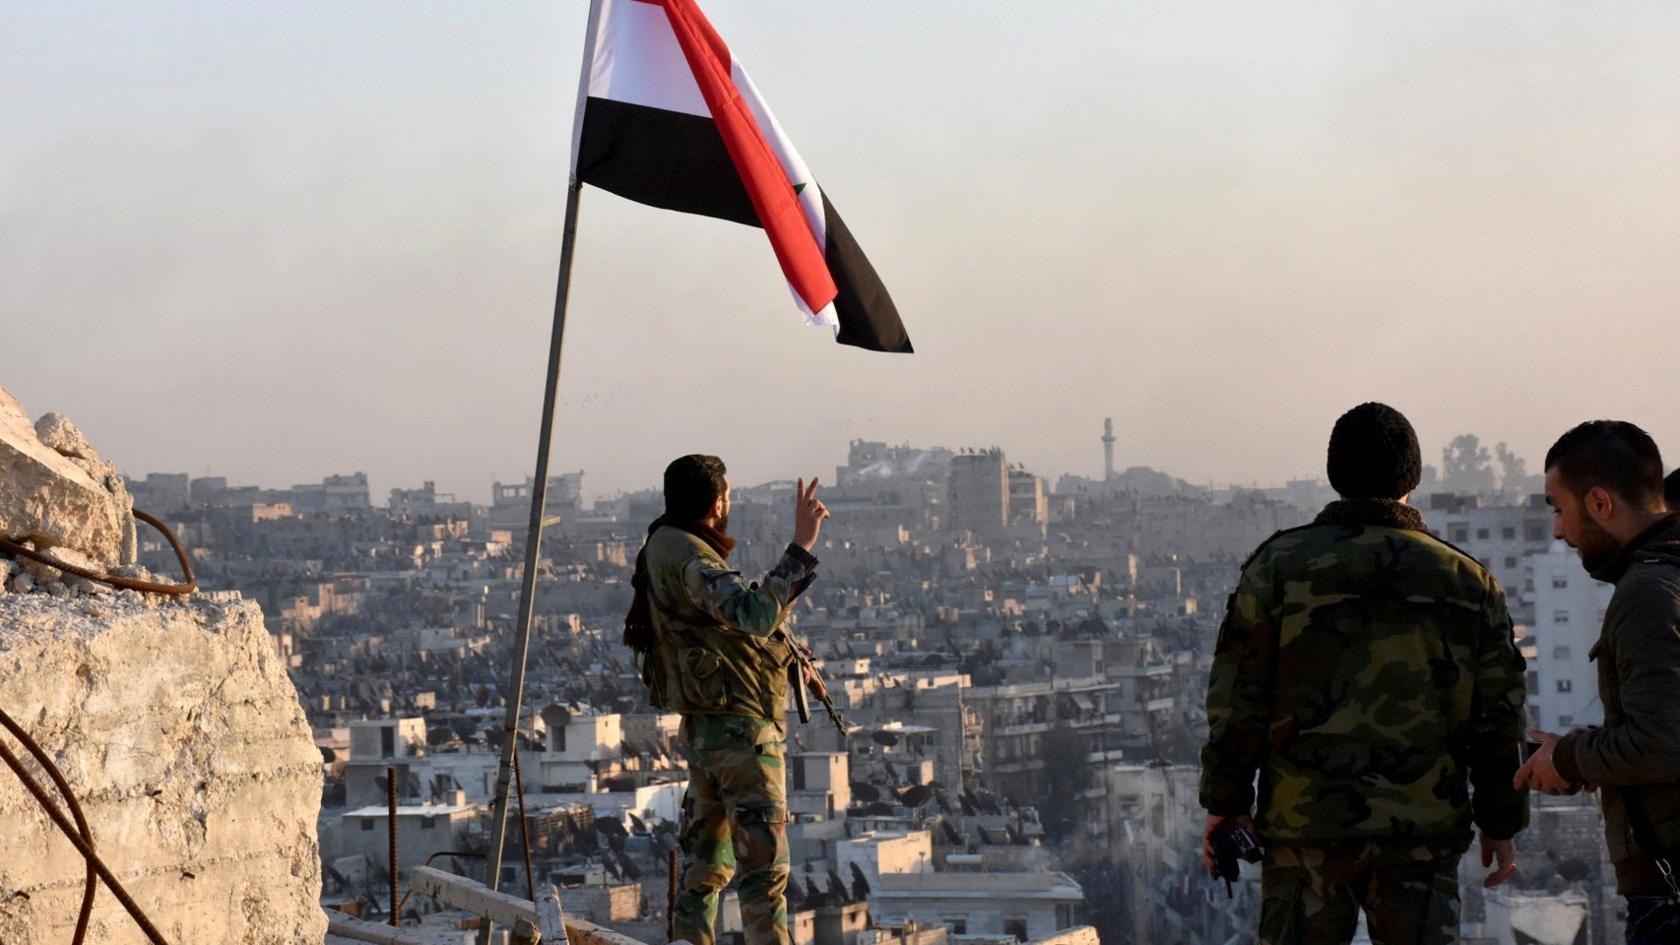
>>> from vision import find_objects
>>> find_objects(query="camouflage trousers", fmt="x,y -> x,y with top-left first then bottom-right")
1259,842 -> 1462,945
674,715 -> 790,945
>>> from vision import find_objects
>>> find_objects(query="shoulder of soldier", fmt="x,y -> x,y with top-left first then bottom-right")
1238,522 -> 1330,572
647,526 -> 726,571
1400,528 -> 1503,592
1242,522 -> 1500,593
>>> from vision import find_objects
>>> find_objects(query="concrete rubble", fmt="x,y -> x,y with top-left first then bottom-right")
0,385 -> 137,570
0,591 -> 328,945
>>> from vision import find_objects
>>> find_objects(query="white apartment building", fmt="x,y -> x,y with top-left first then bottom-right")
1527,544 -> 1614,730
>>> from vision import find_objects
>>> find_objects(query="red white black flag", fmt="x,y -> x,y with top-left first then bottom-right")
573,0 -> 913,353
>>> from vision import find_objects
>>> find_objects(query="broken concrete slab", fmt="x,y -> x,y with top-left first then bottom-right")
0,386 -> 136,567
0,591 -> 327,945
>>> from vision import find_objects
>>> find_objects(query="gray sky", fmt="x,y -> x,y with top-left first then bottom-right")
4,1 -> 1677,503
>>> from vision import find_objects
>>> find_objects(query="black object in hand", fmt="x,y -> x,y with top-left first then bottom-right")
1209,824 -> 1263,898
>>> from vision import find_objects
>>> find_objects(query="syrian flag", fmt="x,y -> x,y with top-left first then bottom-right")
573,0 -> 912,353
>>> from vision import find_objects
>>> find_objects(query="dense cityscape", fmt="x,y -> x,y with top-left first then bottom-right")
112,423 -> 1617,945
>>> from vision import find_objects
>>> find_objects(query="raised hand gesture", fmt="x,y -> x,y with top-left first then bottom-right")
792,477 -> 830,551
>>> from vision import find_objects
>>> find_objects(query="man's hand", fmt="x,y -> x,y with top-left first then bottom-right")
1480,834 -> 1517,887
792,477 -> 829,551
802,661 -> 830,704
1201,813 -> 1253,871
1514,729 -> 1580,796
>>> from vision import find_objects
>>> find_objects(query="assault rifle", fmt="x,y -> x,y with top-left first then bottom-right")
786,637 -> 849,738
777,572 -> 847,738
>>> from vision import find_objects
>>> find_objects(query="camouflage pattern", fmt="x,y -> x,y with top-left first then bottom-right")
1259,841 -> 1460,945
642,526 -> 816,719
644,529 -> 814,945
674,714 -> 791,945
1200,501 -> 1529,845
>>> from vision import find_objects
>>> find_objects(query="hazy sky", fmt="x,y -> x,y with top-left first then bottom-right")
4,1 -> 1677,503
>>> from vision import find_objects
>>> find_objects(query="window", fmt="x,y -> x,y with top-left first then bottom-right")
1502,527 -> 1517,540
1004,919 -> 1028,942
420,816 -> 436,830
1450,526 -> 1470,543
381,728 -> 395,757
1526,523 -> 1547,542
1504,557 -> 1518,569
945,919 -> 968,935
793,761 -> 807,791
1559,715 -> 1573,726
1557,679 -> 1573,693
1553,576 -> 1569,589
1553,646 -> 1571,661
1477,528 -> 1491,540
361,818 -> 375,832
1553,610 -> 1571,624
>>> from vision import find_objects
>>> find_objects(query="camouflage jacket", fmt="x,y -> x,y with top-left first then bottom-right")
643,526 -> 817,721
1199,498 -> 1529,846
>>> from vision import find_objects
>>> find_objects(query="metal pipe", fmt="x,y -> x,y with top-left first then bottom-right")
0,735 -> 170,945
482,4 -> 606,939
388,767 -> 400,927
0,508 -> 195,595
513,748 -> 535,903
0,708 -> 99,945
667,848 -> 678,943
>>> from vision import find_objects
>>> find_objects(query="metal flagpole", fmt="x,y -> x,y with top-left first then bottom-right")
481,0 -> 605,934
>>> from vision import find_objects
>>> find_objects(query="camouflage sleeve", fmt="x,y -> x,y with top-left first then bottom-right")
1199,552 -> 1276,817
1466,579 -> 1529,840
681,543 -> 819,638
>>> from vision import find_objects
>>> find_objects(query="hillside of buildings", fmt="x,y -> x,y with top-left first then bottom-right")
102,429 -> 1614,945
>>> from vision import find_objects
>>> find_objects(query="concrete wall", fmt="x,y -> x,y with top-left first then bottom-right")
0,591 -> 325,944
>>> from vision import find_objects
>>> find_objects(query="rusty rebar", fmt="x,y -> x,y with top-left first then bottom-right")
0,509 -> 196,595
0,716 -> 170,945
512,747 -> 535,903
0,709 -> 99,945
388,767 -> 400,927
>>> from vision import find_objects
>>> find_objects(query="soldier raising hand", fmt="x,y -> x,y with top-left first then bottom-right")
623,455 -> 832,945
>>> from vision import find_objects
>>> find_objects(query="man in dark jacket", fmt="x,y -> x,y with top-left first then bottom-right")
1517,421 -> 1680,943
1201,403 -> 1526,945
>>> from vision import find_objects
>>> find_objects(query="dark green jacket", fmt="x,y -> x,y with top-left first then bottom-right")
1199,499 -> 1529,846
1553,515 -> 1680,895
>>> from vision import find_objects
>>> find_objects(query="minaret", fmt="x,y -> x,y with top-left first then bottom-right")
1102,417 -> 1116,480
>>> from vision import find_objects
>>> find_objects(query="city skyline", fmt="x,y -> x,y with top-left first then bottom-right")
117,421 -> 1563,508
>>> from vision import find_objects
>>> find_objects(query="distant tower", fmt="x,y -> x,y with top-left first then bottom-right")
1102,418 -> 1116,480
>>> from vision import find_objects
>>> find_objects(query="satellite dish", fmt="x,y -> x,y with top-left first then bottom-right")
541,704 -> 571,730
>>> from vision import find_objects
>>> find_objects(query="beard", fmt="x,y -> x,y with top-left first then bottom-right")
715,510 -> 729,534
1573,514 -> 1621,574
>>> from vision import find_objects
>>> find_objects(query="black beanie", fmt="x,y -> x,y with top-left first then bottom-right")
1327,403 -> 1422,500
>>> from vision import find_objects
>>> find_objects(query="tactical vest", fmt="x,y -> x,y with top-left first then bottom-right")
642,527 -> 793,721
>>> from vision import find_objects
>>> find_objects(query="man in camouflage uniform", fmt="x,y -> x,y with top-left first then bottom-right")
1199,403 -> 1528,945
627,455 -> 829,945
